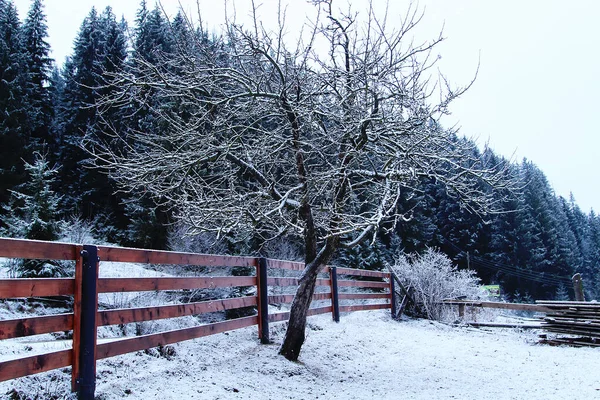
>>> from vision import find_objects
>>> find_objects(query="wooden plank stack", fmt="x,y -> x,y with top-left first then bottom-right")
536,300 -> 600,347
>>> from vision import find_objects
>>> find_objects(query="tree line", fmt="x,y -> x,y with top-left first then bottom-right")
1,0 -> 598,304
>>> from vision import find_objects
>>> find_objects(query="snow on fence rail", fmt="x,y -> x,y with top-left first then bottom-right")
0,237 -> 393,399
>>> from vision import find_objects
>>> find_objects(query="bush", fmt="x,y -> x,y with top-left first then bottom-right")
391,248 -> 483,321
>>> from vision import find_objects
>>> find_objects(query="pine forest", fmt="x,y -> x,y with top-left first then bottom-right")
1,0 -> 599,303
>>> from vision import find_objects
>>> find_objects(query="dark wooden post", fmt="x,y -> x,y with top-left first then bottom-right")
390,274 -> 397,319
458,303 -> 465,318
71,246 -> 83,392
572,273 -> 585,302
77,245 -> 99,400
257,257 -> 270,344
330,266 -> 340,323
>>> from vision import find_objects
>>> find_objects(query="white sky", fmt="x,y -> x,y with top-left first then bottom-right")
13,0 -> 600,213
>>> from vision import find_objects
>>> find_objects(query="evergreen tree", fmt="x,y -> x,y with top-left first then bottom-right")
0,0 -> 28,213
584,211 -> 600,299
116,0 -> 177,249
57,7 -> 103,213
46,65 -> 65,159
554,282 -> 570,301
488,160 -> 522,290
133,1 -> 172,64
21,0 -> 53,151
0,152 -> 65,277
56,6 -> 128,239
393,179 -> 438,254
336,239 -> 387,271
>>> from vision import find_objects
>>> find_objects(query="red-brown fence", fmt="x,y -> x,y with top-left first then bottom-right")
0,237 -> 393,399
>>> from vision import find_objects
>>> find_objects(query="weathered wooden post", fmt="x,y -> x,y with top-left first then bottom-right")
390,275 -> 397,319
458,303 -> 465,318
257,257 -> 270,344
77,245 -> 99,400
572,273 -> 585,302
330,266 -> 340,323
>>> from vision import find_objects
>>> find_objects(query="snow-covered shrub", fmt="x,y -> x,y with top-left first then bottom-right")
392,248 -> 482,321
58,214 -> 99,244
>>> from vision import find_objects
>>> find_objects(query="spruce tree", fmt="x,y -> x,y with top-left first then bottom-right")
117,0 -> 177,249
56,7 -> 128,240
0,152 -> 64,277
21,0 -> 53,152
57,7 -> 103,215
0,0 -> 28,213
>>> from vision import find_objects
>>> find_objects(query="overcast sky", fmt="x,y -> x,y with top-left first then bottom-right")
13,0 -> 600,213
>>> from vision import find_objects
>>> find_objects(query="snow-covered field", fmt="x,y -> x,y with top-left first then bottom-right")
3,309 -> 599,400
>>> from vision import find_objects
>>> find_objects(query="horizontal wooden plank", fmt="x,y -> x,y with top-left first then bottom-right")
0,313 -> 73,339
312,293 -> 332,301
0,278 -> 75,298
0,238 -> 78,261
307,306 -> 333,316
337,280 -> 390,289
268,295 -> 295,304
335,267 -> 389,278
547,311 -> 600,319
0,349 -> 72,382
467,322 -> 542,329
97,297 -> 258,326
97,245 -> 257,267
544,316 -> 600,325
443,300 -> 551,313
536,300 -> 600,308
267,293 -> 331,304
267,278 -> 330,287
97,276 -> 256,293
340,303 -> 390,312
96,316 -> 258,360
543,320 -> 600,330
265,259 -> 305,271
268,306 -> 332,323
540,337 -> 600,347
269,312 -> 290,323
338,293 -> 390,300
542,326 -> 600,338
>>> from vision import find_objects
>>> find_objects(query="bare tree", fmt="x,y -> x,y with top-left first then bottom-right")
89,0 -> 516,360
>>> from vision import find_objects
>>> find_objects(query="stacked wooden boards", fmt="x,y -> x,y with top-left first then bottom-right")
536,300 -> 600,347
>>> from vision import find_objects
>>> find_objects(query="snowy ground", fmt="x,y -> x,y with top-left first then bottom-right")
2,309 -> 599,400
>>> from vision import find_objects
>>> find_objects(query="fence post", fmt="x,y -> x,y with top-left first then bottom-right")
389,274 -> 397,319
77,245 -> 99,400
330,266 -> 340,323
71,246 -> 83,392
257,257 -> 270,344
572,273 -> 586,302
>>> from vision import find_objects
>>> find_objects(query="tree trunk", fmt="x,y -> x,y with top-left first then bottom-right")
279,264 -> 320,361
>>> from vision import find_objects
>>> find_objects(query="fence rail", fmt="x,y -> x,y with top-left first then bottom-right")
0,237 -> 393,399
443,299 -> 552,314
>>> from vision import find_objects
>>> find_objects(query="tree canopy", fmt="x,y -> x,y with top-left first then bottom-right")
90,0 -> 517,359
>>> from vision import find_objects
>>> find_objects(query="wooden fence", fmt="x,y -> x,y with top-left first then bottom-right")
0,238 -> 393,399
442,299 -> 549,328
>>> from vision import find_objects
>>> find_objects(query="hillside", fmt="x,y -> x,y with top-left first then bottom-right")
3,309 -> 599,399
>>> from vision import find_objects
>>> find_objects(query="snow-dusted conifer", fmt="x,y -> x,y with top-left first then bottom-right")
1,152 -> 65,277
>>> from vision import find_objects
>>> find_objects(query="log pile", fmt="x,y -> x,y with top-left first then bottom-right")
536,300 -> 600,347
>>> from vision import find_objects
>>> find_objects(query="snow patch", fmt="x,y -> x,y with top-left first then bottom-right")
2,310 -> 600,399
